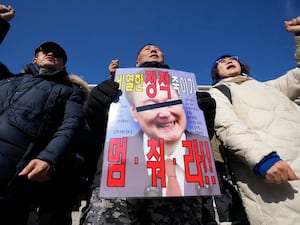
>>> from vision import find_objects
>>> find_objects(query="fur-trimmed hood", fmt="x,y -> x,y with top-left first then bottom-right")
21,63 -> 89,100
68,74 -> 89,99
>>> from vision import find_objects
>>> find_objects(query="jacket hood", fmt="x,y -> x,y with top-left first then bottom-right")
68,74 -> 89,99
21,63 -> 89,99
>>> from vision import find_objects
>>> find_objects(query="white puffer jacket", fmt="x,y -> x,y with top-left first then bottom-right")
209,36 -> 300,225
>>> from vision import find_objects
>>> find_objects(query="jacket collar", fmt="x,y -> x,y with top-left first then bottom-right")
213,75 -> 252,86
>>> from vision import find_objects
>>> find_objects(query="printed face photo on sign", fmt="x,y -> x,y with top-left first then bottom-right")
126,75 -> 187,154
99,68 -> 220,198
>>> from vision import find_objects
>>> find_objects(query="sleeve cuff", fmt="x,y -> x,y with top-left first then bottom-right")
253,152 -> 281,176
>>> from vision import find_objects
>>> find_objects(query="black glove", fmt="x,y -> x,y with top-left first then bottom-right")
87,79 -> 120,112
196,91 -> 216,139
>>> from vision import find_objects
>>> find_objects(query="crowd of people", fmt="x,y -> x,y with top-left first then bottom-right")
1,3 -> 300,225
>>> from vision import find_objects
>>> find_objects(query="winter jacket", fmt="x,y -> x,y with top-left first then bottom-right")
209,36 -> 300,225
0,68 -> 88,189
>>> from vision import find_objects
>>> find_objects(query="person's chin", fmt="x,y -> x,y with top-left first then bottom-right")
43,64 -> 57,69
163,134 -> 181,142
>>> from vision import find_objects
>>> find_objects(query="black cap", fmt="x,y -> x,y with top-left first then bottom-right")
34,42 -> 67,63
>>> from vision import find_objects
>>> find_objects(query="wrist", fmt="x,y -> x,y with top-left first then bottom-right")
253,152 -> 281,176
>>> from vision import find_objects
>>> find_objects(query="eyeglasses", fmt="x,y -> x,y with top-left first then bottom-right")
216,56 -> 239,64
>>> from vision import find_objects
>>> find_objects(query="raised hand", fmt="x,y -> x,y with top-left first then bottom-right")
285,16 -> 300,34
108,59 -> 119,80
0,4 -> 15,22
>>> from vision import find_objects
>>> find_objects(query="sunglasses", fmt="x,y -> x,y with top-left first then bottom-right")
36,46 -> 64,58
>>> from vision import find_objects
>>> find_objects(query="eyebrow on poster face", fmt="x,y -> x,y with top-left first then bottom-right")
135,99 -> 182,112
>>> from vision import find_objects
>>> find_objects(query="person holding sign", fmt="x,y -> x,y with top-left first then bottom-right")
115,69 -> 216,197
209,16 -> 300,225
82,44 -> 217,225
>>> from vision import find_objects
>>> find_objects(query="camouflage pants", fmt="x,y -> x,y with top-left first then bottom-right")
81,187 -> 130,225
127,197 -> 203,225
81,188 -> 204,225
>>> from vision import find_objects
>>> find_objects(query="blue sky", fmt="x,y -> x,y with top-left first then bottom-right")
1,0 -> 300,85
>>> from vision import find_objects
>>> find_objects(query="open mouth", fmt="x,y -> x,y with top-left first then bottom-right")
157,121 -> 176,128
227,65 -> 235,69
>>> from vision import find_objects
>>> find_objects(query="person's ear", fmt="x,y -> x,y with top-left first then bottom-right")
130,105 -> 139,122
32,53 -> 39,64
135,60 -> 140,67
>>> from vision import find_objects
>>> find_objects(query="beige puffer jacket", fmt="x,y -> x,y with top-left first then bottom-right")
209,36 -> 300,225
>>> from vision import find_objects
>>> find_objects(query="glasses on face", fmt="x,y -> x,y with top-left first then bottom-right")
216,56 -> 239,64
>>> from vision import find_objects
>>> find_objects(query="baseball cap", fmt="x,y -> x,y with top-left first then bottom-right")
34,41 -> 67,63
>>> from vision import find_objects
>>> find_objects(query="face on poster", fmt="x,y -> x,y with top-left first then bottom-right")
100,67 -> 220,198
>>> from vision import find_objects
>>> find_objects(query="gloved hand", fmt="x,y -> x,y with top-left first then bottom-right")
87,79 -> 120,112
196,91 -> 216,139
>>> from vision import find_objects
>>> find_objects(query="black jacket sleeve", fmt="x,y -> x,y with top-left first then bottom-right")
0,18 -> 12,79
196,91 -> 216,139
0,17 -> 10,44
83,79 -> 120,183
84,79 -> 120,139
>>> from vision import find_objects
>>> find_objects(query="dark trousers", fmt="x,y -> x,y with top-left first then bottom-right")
0,176 -> 35,225
26,167 -> 83,225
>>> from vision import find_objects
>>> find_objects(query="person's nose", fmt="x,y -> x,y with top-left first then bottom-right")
226,58 -> 235,64
157,107 -> 171,117
46,51 -> 55,57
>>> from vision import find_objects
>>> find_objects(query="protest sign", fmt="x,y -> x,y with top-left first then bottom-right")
100,67 -> 220,197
